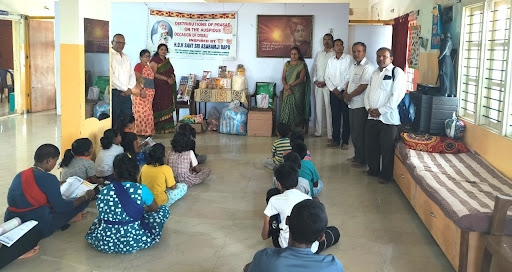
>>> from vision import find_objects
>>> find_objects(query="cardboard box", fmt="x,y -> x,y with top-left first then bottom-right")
178,121 -> 207,133
247,111 -> 272,137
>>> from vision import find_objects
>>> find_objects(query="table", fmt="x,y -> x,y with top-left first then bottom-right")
193,88 -> 249,116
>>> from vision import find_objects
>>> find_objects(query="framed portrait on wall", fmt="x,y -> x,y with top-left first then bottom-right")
84,18 -> 109,53
257,15 -> 314,58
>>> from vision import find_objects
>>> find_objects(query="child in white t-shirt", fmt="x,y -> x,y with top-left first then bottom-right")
262,163 -> 311,249
95,129 -> 124,180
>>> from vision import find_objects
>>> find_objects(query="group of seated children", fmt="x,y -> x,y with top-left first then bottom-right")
249,122 -> 342,271
266,123 -> 323,198
2,121 -> 212,264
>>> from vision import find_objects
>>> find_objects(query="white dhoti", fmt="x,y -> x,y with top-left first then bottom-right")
314,86 -> 332,138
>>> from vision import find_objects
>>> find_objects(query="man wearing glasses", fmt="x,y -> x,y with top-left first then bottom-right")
110,34 -> 136,127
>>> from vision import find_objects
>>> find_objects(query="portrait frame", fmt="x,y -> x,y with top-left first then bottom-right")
84,18 -> 109,53
257,15 -> 314,58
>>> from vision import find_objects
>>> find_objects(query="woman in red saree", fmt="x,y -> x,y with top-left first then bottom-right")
133,49 -> 155,137
150,44 -> 176,133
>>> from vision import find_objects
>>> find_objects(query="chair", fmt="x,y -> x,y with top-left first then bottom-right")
481,195 -> 512,272
0,69 -> 14,103
175,79 -> 198,122
250,82 -> 277,135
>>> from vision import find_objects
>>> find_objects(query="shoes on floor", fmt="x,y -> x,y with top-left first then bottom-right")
351,162 -> 366,168
340,144 -> 349,150
326,142 -> 339,147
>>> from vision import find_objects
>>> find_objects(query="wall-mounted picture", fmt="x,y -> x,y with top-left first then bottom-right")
84,18 -> 109,53
257,15 -> 313,58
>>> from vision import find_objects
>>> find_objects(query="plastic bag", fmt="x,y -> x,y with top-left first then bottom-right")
219,102 -> 248,135
445,112 -> 466,140
87,86 -> 99,100
207,107 -> 221,131
93,100 -> 110,118
256,82 -> 275,108
256,94 -> 269,109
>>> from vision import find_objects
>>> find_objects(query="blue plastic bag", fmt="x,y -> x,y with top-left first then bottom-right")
93,101 -> 110,118
219,103 -> 247,135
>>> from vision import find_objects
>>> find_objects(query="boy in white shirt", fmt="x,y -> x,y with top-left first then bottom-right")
262,163 -> 340,253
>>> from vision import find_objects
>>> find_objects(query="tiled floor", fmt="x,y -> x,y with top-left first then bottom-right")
0,111 -> 454,271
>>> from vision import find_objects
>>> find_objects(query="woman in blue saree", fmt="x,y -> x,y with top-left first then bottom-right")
85,152 -> 170,253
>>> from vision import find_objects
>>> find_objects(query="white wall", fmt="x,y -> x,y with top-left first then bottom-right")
348,25 -> 392,69
111,2 -> 349,120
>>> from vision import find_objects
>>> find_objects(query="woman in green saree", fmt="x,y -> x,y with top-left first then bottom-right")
280,47 -> 311,131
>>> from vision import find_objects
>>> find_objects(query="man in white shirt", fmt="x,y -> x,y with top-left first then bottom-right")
324,39 -> 353,149
312,34 -> 335,138
343,42 -> 374,168
364,47 -> 406,183
110,34 -> 136,127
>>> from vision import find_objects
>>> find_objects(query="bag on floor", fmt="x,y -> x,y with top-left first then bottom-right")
219,101 -> 247,135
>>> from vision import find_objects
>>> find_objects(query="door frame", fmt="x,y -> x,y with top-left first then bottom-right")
26,16 -> 55,113
0,14 -> 23,115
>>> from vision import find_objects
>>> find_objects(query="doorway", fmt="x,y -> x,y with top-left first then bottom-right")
0,19 -> 14,117
28,19 -> 56,112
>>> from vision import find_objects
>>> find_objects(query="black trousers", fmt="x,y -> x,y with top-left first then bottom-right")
330,92 -> 350,145
0,227 -> 42,269
365,119 -> 398,181
265,188 -> 340,253
349,108 -> 368,165
112,89 -> 133,127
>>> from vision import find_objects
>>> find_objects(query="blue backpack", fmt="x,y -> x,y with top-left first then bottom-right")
391,67 -> 415,124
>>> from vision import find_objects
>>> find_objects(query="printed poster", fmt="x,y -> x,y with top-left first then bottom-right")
148,10 -> 237,60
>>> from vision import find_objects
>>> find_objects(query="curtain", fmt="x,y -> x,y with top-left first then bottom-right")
392,14 -> 409,70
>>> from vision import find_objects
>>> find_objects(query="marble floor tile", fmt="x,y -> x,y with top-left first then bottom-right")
0,111 -> 454,271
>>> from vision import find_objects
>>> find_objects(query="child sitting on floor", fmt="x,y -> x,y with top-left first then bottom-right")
245,199 -> 342,272
95,129 -> 124,180
117,114 -> 148,165
178,123 -> 207,164
293,141 -> 323,197
271,152 -> 311,196
60,138 -> 104,184
262,163 -> 311,249
264,122 -> 292,170
139,143 -> 187,207
283,131 -> 312,160
168,131 -> 211,187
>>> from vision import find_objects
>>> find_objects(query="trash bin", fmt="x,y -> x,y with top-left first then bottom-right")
9,93 -> 14,112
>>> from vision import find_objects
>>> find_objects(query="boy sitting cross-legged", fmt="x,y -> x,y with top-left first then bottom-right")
262,163 -> 338,254
293,141 -> 324,197
245,199 -> 342,272
264,122 -> 292,170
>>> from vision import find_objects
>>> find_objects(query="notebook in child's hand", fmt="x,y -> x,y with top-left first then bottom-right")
0,220 -> 38,247
141,137 -> 156,147
60,176 -> 97,200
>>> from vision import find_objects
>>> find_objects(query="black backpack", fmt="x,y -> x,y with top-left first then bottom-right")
391,67 -> 415,124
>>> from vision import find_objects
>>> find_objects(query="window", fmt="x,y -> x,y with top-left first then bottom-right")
459,4 -> 484,121
458,0 -> 512,137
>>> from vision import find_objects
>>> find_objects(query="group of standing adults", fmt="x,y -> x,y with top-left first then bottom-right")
310,33 -> 406,183
111,33 -> 177,135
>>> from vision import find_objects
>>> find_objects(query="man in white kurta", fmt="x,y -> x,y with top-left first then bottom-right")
312,34 -> 334,138
324,39 -> 353,148
111,34 -> 136,127
364,47 -> 406,183
343,42 -> 374,167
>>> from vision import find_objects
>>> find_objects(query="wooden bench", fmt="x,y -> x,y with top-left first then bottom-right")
393,145 -> 512,271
